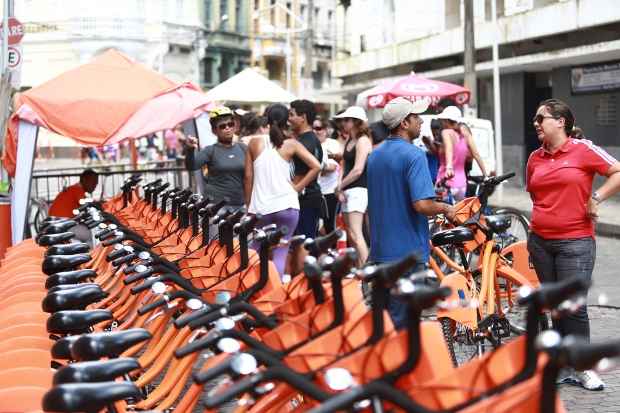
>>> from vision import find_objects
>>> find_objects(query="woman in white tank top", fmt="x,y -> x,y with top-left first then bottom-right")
244,104 -> 321,276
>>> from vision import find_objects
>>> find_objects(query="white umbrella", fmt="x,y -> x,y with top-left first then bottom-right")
205,68 -> 297,103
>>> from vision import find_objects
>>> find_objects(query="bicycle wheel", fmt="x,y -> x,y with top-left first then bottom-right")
493,207 -> 529,244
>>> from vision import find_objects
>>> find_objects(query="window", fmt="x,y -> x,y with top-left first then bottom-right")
220,0 -> 229,30
235,0 -> 243,32
255,0 -> 260,10
204,58 -> 214,84
205,0 -> 212,27
596,95 -> 617,127
286,2 -> 292,27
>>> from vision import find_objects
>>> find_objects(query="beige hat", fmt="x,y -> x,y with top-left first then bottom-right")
382,97 -> 430,129
334,106 -> 368,122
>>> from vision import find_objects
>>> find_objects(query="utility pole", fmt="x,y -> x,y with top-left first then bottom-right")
463,0 -> 477,116
304,0 -> 314,95
491,0 -> 503,179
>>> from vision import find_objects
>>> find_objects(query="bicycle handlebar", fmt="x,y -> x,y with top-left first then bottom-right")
518,276 -> 590,309
359,252 -> 421,287
562,336 -> 620,371
304,229 -> 343,257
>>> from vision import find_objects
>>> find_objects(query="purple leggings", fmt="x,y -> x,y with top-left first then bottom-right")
256,208 -> 299,276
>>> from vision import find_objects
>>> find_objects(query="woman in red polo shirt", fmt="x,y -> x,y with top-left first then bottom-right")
526,99 -> 620,391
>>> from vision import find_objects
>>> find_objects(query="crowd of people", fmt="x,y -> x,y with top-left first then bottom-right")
47,95 -> 620,393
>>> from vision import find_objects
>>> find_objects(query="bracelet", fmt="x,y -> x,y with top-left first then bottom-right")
592,191 -> 602,204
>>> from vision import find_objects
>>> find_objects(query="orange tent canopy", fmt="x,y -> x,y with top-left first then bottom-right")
2,49 -> 209,176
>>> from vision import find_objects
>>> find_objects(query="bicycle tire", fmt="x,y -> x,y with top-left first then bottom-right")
493,207 -> 530,242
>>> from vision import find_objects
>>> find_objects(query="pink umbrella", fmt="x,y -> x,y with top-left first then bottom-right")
364,73 -> 470,109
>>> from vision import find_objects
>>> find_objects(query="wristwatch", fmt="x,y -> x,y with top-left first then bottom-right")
592,191 -> 602,204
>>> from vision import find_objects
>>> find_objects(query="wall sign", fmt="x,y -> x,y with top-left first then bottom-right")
571,61 -> 620,95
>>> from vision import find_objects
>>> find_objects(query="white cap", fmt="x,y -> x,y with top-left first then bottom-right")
333,106 -> 368,122
437,106 -> 462,122
382,97 -> 430,129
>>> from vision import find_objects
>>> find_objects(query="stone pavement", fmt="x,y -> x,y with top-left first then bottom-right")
489,186 -> 620,239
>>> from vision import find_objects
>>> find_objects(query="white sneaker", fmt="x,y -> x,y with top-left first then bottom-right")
573,370 -> 605,391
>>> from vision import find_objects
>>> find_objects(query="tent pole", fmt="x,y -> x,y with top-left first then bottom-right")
129,139 -> 138,169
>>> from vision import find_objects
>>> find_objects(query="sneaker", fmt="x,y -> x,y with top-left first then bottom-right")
573,370 -> 605,391
556,368 -> 575,385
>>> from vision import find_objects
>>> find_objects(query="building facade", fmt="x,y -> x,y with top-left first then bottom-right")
200,0 -> 252,89
336,0 -> 620,186
16,0 -> 204,88
249,0 -> 337,101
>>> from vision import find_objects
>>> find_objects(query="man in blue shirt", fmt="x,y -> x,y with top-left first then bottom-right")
367,97 -> 456,328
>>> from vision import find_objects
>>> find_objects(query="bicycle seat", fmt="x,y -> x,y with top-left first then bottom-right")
48,283 -> 101,294
46,242 -> 90,256
37,232 -> 74,247
39,220 -> 78,235
42,285 -> 107,313
51,336 -> 81,360
431,227 -> 475,247
485,214 -> 512,234
42,382 -> 142,412
46,310 -> 113,335
42,254 -> 92,275
53,358 -> 140,384
71,328 -> 152,361
46,269 -> 97,289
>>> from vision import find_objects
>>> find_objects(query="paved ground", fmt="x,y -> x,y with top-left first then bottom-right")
558,235 -> 620,412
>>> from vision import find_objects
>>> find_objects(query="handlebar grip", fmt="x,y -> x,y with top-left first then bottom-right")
488,172 -> 516,185
205,373 -> 261,409
266,226 -> 287,246
106,245 -> 129,261
174,331 -> 222,359
232,303 -> 278,329
361,252 -> 421,287
193,357 -> 234,384
111,253 -> 136,268
325,248 -> 357,278
204,199 -> 228,217
225,208 -> 246,226
397,285 -> 452,311
130,277 -> 160,294
235,214 -> 261,234
174,306 -> 216,328
124,268 -> 154,285
305,229 -> 342,257
137,297 -> 167,315
188,308 -> 226,330
102,235 -> 125,247
564,336 -> 620,371
519,276 -> 590,308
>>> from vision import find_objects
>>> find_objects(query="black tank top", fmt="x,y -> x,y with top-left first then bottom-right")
342,137 -> 367,190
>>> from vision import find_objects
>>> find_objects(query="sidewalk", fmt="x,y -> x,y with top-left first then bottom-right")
489,186 -> 620,239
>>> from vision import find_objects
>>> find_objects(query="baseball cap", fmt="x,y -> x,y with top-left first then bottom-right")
209,106 -> 234,120
382,97 -> 430,129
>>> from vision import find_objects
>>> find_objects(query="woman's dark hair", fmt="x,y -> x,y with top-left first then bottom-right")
264,104 -> 289,148
313,115 -> 327,129
349,118 -> 370,141
240,112 -> 267,136
539,98 -> 581,138
290,99 -> 317,125
369,121 -> 389,145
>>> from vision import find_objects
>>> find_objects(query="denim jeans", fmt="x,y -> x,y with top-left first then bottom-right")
371,261 -> 428,330
527,232 -> 596,341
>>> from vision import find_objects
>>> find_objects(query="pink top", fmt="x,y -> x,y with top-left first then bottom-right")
164,129 -> 178,150
436,129 -> 469,189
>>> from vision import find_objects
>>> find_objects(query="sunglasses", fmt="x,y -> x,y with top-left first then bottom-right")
532,114 -> 556,124
217,121 -> 235,131
313,125 -> 325,131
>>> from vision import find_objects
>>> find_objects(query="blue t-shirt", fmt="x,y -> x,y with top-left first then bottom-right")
367,137 -> 435,263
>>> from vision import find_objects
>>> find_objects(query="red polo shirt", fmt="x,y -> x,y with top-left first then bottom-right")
526,138 -> 617,239
48,183 -> 86,218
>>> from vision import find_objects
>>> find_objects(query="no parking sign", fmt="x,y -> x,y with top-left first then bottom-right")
7,46 -> 21,69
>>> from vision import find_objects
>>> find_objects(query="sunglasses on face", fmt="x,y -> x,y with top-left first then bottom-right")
313,125 -> 325,131
217,121 -> 235,131
533,114 -> 556,124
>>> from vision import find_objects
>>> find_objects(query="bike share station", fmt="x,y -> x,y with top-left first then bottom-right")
0,51 -> 619,413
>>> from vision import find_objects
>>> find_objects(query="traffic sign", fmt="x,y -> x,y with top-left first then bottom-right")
7,46 -> 21,69
0,17 -> 24,45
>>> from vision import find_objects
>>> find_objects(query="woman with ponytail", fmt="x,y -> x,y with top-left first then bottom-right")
244,104 -> 321,277
526,98 -> 620,390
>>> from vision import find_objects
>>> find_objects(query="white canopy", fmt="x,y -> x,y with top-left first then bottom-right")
205,68 -> 297,103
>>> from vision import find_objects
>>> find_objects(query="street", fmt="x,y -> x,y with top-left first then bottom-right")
562,235 -> 620,412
